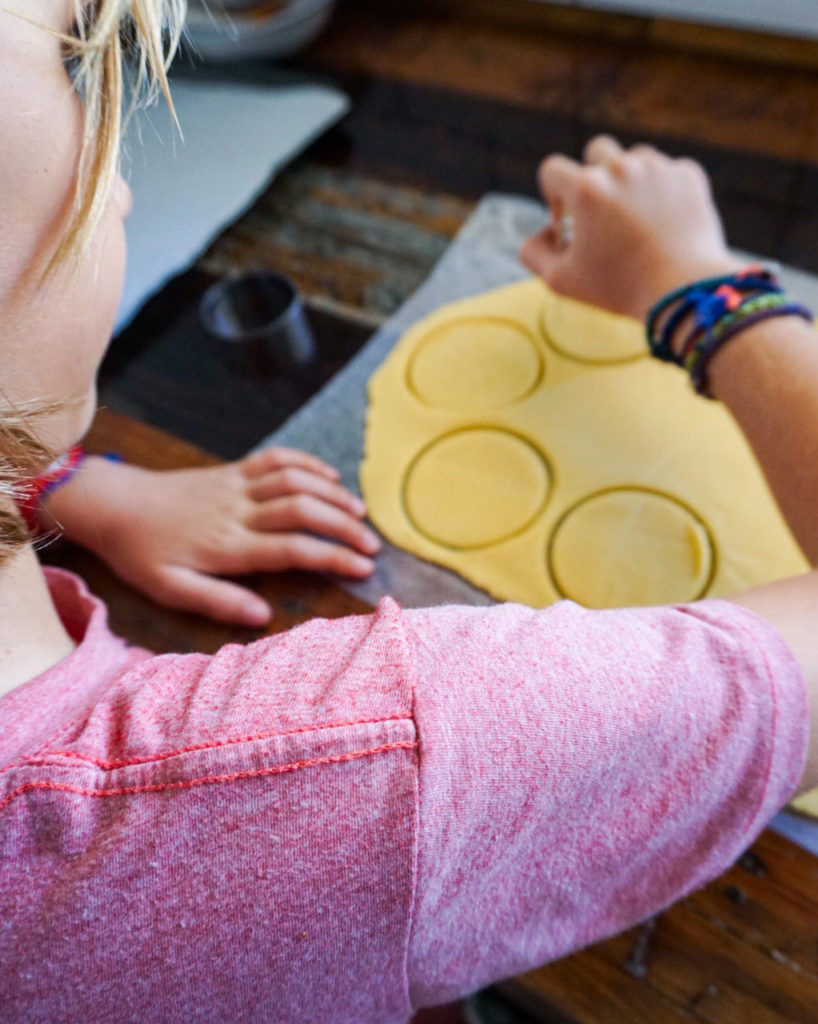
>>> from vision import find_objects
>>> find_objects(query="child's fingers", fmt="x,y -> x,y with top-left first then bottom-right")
519,225 -> 564,282
522,153 -> 585,282
147,565 -> 272,627
537,153 -> 582,212
245,467 -> 366,517
583,134 -> 626,171
247,495 -> 381,555
241,447 -> 340,482
244,533 -> 377,578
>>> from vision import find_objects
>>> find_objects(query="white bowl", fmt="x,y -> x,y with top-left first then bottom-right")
185,0 -> 336,61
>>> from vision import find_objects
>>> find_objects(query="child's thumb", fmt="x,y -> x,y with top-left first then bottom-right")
519,226 -> 563,283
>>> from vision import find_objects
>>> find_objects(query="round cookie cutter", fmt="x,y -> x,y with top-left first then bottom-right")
200,270 -> 317,374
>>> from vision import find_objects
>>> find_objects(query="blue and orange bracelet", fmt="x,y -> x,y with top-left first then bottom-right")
646,264 -> 813,396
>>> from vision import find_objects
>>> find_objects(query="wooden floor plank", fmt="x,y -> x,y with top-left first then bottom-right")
500,829 -> 818,1024
279,85 -> 818,273
590,907 -> 817,1024
502,946 -> 700,1024
685,835 -> 818,970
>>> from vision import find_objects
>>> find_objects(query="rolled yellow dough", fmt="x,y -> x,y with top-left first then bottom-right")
361,277 -> 816,816
404,428 -> 550,549
548,487 -> 714,607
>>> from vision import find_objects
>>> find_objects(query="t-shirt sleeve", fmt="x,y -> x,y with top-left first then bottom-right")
400,598 -> 808,1008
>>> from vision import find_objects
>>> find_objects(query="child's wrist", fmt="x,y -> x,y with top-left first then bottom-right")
17,446 -> 88,538
24,449 -> 123,541
707,314 -> 817,395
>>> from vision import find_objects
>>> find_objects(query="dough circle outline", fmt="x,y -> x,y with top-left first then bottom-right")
407,316 -> 545,411
539,297 -> 647,366
547,486 -> 717,607
402,427 -> 552,551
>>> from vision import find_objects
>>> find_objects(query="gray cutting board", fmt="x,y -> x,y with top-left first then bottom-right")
257,195 -> 548,608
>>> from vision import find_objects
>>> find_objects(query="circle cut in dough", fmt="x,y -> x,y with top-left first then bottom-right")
548,487 -> 714,608
403,428 -> 551,549
407,317 -> 543,411
541,294 -> 646,364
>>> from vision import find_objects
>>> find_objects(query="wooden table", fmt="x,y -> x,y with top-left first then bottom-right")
49,2 -> 818,1020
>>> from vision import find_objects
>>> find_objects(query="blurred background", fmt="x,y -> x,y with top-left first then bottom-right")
183,0 -> 818,61
184,0 -> 338,62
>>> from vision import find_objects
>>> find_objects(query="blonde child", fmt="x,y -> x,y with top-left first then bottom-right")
1,3 -> 817,1022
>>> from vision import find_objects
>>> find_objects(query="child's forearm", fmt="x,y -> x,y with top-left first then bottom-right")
707,316 -> 818,565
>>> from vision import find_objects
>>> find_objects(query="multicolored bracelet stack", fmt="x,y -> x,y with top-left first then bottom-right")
646,264 -> 814,397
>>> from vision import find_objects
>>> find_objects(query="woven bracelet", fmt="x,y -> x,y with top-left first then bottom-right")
679,292 -> 787,365
689,302 -> 814,397
17,446 -> 87,535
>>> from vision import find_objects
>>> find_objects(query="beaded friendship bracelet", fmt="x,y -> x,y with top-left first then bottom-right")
16,447 -> 122,536
646,265 -> 814,397
17,446 -> 87,535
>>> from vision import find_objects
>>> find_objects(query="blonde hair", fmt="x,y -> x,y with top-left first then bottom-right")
56,0 -> 187,271
0,0 -> 186,555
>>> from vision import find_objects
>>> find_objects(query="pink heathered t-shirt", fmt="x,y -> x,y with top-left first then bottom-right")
0,568 -> 808,1023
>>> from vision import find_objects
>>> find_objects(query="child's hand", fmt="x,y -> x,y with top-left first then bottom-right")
41,450 -> 381,627
520,135 -> 743,321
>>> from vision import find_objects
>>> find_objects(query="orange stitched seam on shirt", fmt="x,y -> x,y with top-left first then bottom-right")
4,713 -> 414,774
0,715 -> 88,780
0,739 -> 419,813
